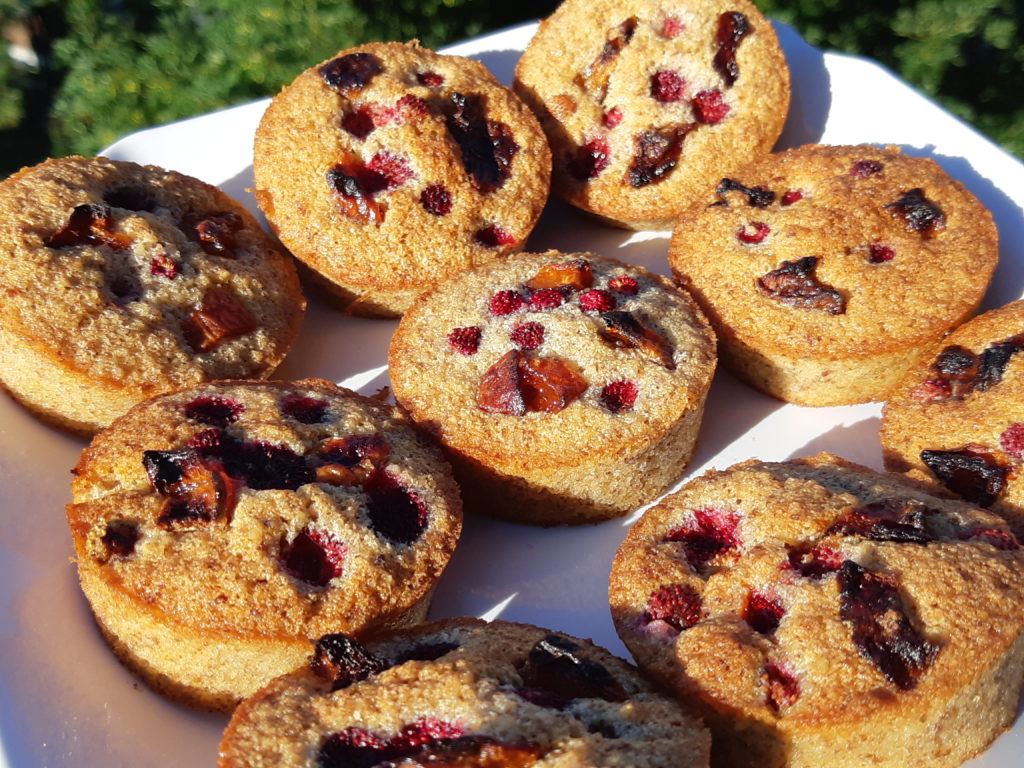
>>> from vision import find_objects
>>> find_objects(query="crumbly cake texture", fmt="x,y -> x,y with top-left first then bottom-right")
881,300 -> 1024,536
668,144 -> 998,405
254,41 -> 551,318
0,156 -> 305,433
514,0 -> 789,230
66,379 -> 462,711
610,452 -> 1024,768
219,618 -> 711,768
388,250 -> 716,525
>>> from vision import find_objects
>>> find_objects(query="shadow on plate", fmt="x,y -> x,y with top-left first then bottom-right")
773,21 -> 832,150
786,416 -> 883,468
464,48 -> 522,88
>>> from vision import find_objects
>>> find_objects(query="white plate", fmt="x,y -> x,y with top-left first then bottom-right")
2,20 -> 1023,768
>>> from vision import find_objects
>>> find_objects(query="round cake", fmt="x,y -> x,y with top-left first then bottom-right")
0,155 -> 304,433
388,250 -> 717,524
254,41 -> 551,317
66,379 -> 462,711
219,618 -> 711,768
514,0 -> 789,229
668,144 -> 999,405
610,452 -> 1024,768
881,299 -> 1024,536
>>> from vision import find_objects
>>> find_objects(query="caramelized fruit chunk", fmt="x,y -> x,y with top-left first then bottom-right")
518,634 -> 628,704
665,506 -> 741,571
627,125 -> 694,188
644,583 -> 705,631
715,177 -> 776,207
977,333 -> 1024,390
575,17 -> 638,102
387,738 -> 542,768
743,590 -> 784,634
526,260 -> 595,292
394,641 -> 460,664
598,310 -> 676,369
194,211 -> 243,256
311,633 -> 387,690
365,470 -> 429,545
713,11 -> 751,87
319,52 -> 382,93
757,256 -> 846,315
181,286 -> 258,351
920,446 -> 1009,507
785,543 -> 843,579
97,520 -> 141,563
478,350 -> 526,415
444,93 -> 518,194
46,203 -> 132,250
884,188 -> 946,237
838,560 -> 939,689
826,498 -> 936,544
319,720 -> 466,768
280,526 -> 347,587
149,250 -> 179,279
762,662 -> 800,714
327,153 -> 388,226
478,351 -> 587,415
315,434 -> 391,487
190,429 -> 315,490
142,447 -> 238,529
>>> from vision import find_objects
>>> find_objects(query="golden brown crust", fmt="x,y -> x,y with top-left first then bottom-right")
515,0 -> 789,228
0,155 -> 305,433
669,144 -> 998,405
254,41 -> 551,317
219,618 -> 711,768
610,452 -> 1024,768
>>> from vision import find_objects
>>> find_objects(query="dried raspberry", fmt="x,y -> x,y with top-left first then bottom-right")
420,184 -> 453,216
780,189 -> 804,206
661,15 -> 685,38
280,527 -> 346,587
281,394 -> 329,424
763,662 -> 800,713
185,395 -> 244,427
645,583 -> 704,631
396,93 -> 430,119
578,289 -> 616,312
851,160 -> 884,177
489,290 -> 524,316
475,225 -> 516,248
600,380 -> 638,413
743,590 -> 785,634
608,275 -> 639,295
318,52 -> 381,93
785,543 -> 843,579
665,507 -> 742,570
510,322 -> 545,350
416,71 -> 444,87
529,288 -> 565,311
311,633 -> 387,690
737,221 -> 770,244
910,378 -> 953,403
1000,423 -> 1024,459
869,243 -> 895,263
365,151 -> 415,190
713,11 -> 750,87
569,137 -> 612,180
692,89 -> 730,124
650,70 -> 687,102
341,105 -> 377,139
447,326 -> 482,355
602,107 -> 623,128
149,251 -> 178,279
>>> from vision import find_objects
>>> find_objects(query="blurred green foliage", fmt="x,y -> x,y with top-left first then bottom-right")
0,0 -> 1021,177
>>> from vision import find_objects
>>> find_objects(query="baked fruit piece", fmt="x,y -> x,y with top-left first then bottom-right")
610,452 -> 1024,768
388,250 -> 716,525
514,0 -> 789,230
0,155 -> 304,434
669,144 -> 998,405
66,379 -> 462,711
881,300 -> 1024,536
219,618 -> 711,768
254,41 -> 551,318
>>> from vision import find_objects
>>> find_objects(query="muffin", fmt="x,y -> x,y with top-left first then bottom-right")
881,299 -> 1024,535
254,41 -> 551,317
219,618 -> 711,768
66,379 -> 462,711
610,453 -> 1024,768
0,155 -> 304,433
514,0 -> 789,229
388,250 -> 717,525
669,144 -> 998,405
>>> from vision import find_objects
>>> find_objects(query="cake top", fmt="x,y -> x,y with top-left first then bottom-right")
220,618 -> 710,768
388,250 -> 716,469
611,452 -> 1024,725
0,155 -> 303,390
68,379 -> 462,638
670,144 -> 998,356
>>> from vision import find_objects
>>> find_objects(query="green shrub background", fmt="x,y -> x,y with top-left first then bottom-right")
1,0 -> 1021,177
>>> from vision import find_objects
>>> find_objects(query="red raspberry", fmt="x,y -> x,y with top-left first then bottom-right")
600,380 -> 638,413
510,322 -> 545,350
416,71 -> 444,86
851,160 -> 884,177
743,590 -> 785,634
489,290 -> 524,316
570,137 -> 611,180
578,289 -> 616,312
691,90 -> 730,124
645,584 -> 704,631
780,189 -> 804,206
420,184 -> 453,216
661,15 -> 685,38
529,288 -> 564,310
602,107 -> 623,128
365,151 -> 414,190
396,94 -> 430,119
447,326 -> 482,355
341,105 -> 377,139
868,243 -> 895,263
608,275 -> 639,295
475,225 -> 516,248
650,70 -> 687,102
910,378 -> 952,403
150,251 -> 178,279
281,394 -> 329,424
737,221 -> 770,244
1000,423 -> 1024,459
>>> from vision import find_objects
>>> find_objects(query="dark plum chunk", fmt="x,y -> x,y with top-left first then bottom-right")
318,52 -> 382,93
884,188 -> 946,237
920,446 -> 1008,507
517,634 -> 628,706
311,633 -> 387,690
444,92 -> 518,194
757,256 -> 846,315
713,11 -> 751,87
